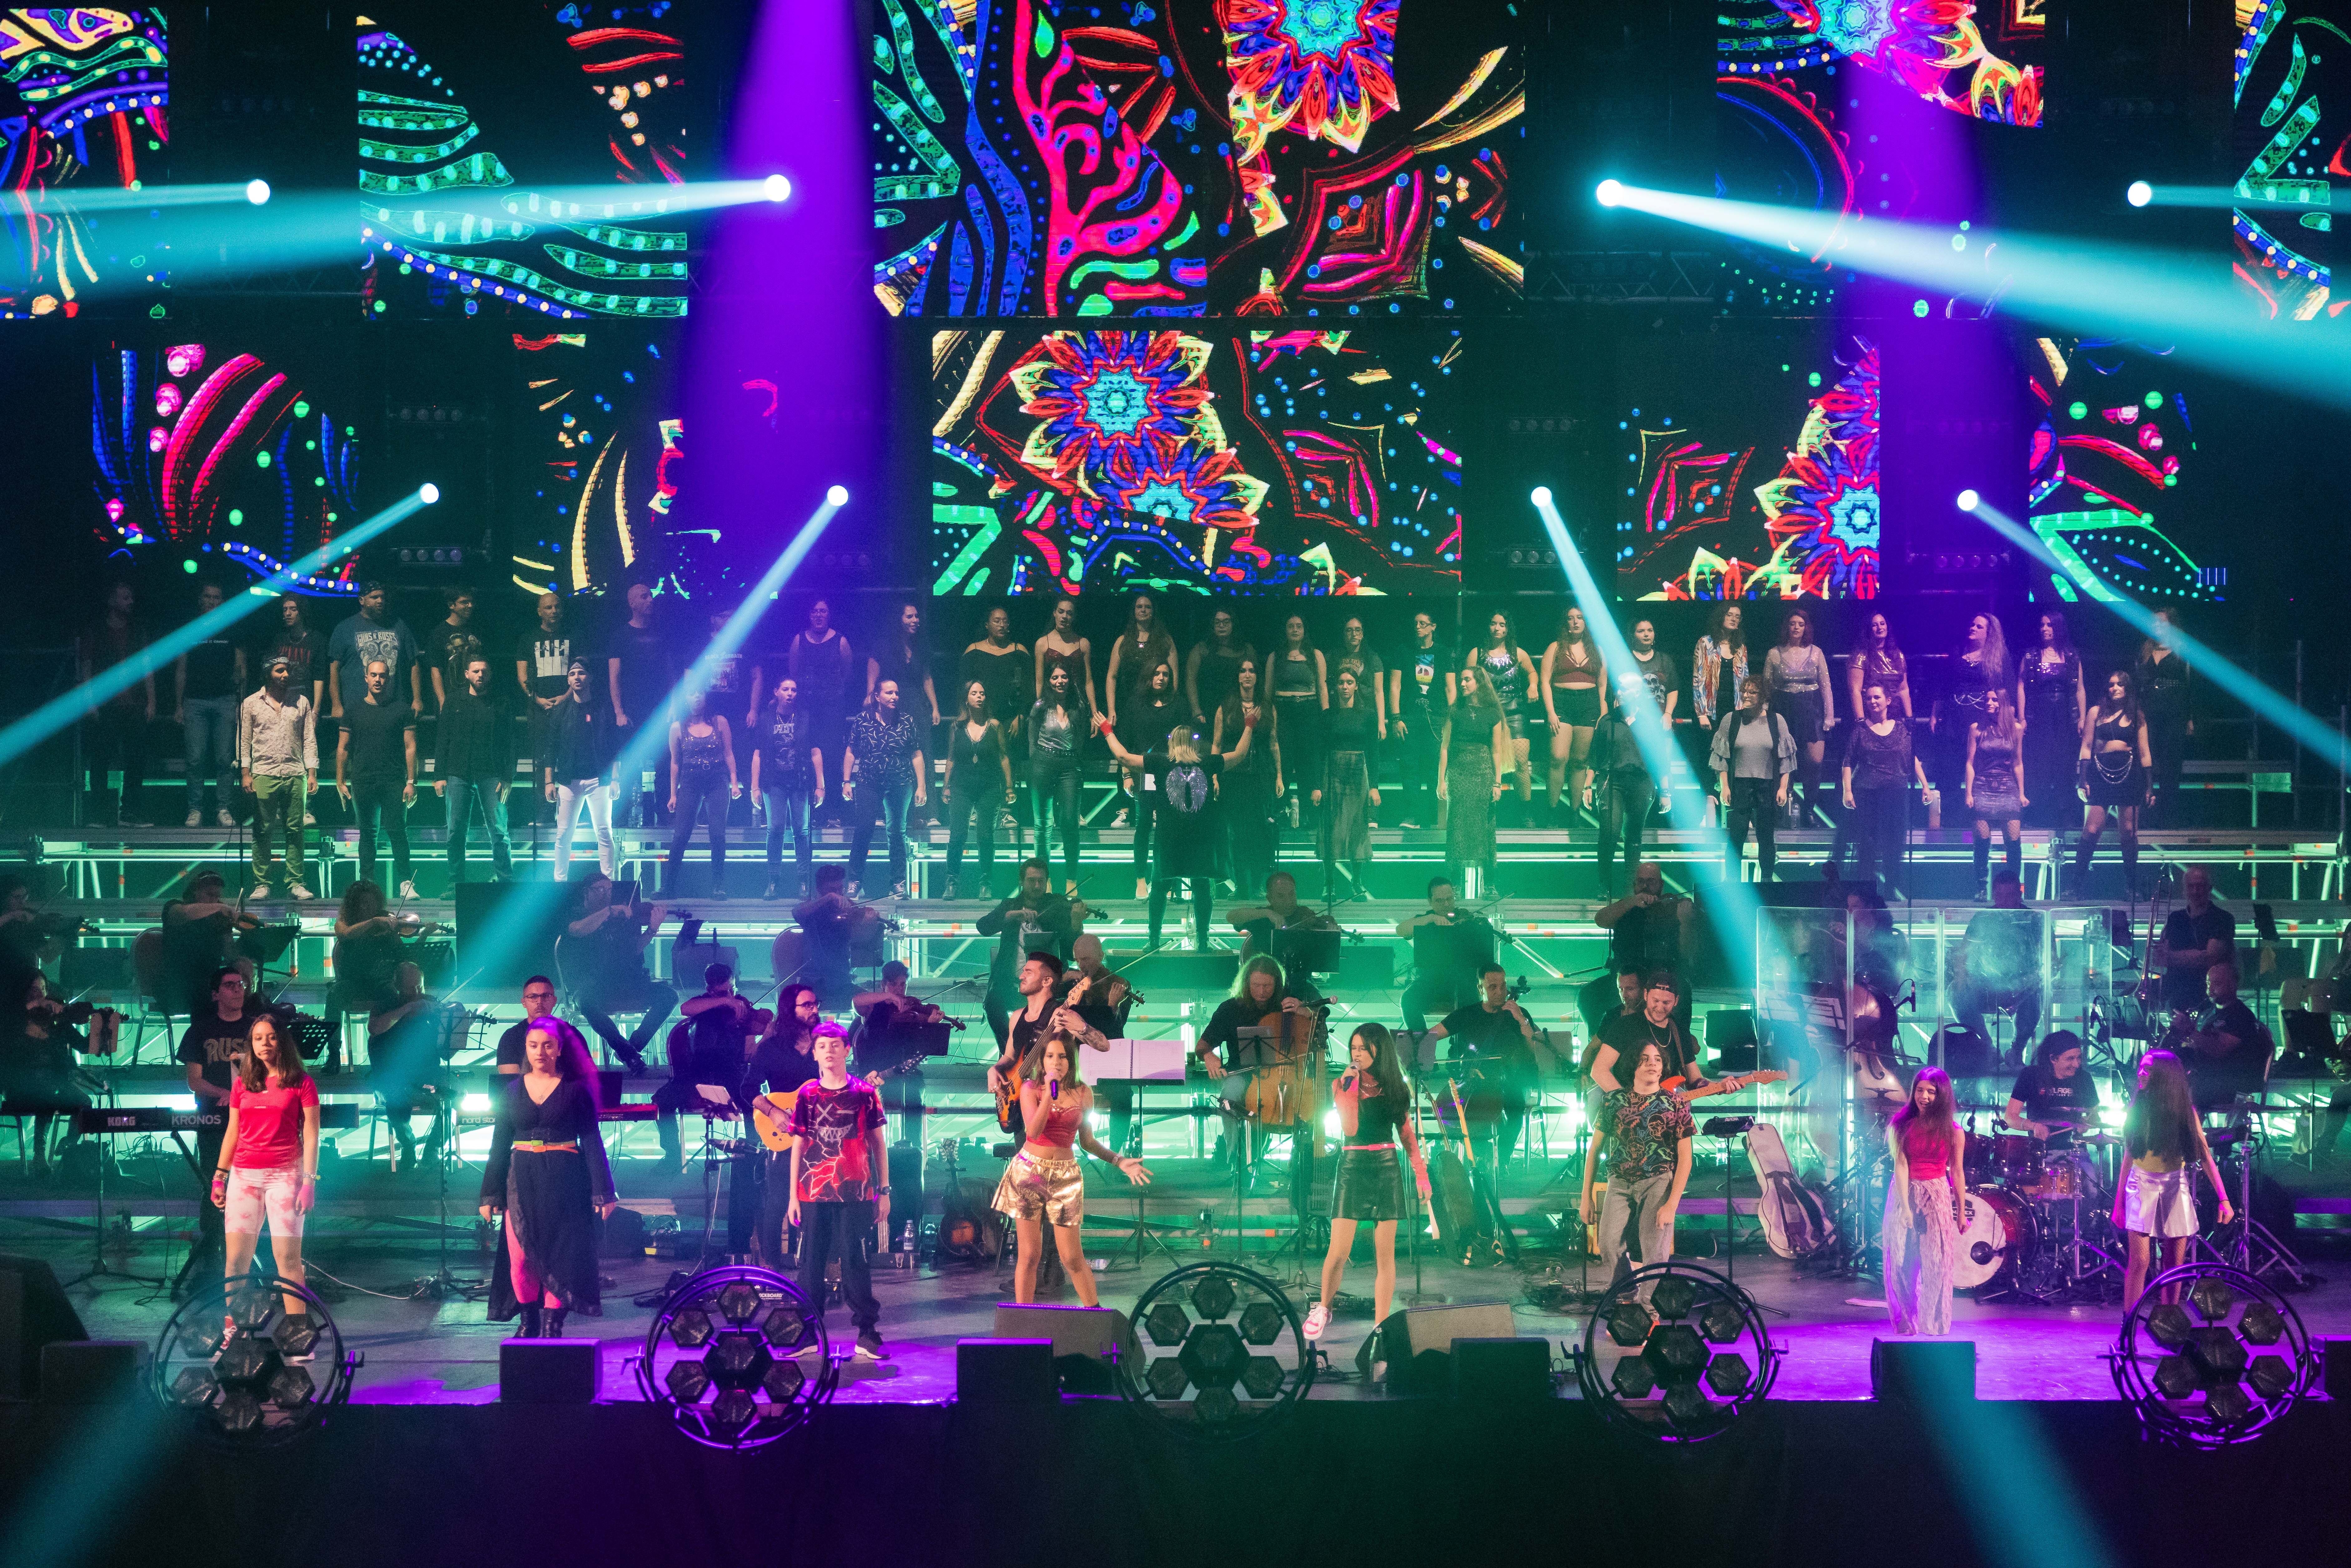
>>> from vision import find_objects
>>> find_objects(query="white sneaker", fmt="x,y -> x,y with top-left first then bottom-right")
287,883 -> 314,900
1111,808 -> 1131,828
302,810 -> 316,827
215,809 -> 235,827
184,809 -> 202,827
398,880 -> 419,900
1303,1303 -> 1329,1341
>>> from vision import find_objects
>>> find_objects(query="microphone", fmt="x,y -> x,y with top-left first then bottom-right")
1049,1078 -> 1060,1101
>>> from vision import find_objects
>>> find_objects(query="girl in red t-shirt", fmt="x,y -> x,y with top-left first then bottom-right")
210,1014 -> 321,1322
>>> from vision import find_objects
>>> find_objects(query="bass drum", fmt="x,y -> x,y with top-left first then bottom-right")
1952,1185 -> 2036,1294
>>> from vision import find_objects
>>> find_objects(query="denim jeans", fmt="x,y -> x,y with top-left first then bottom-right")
1030,753 -> 1082,885
443,776 -> 512,878
552,780 -> 616,881
763,785 -> 814,888
667,771 -> 730,886
850,780 -> 913,887
611,719 -> 663,828
182,695 -> 237,812
350,777 -> 412,886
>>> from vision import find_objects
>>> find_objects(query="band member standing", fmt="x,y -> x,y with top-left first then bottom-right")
2004,1029 -> 2099,1146
175,580 -> 245,828
479,1016 -> 614,1338
867,600 -> 941,727
1423,962 -> 1544,1160
787,1022 -> 891,1360
562,873 -> 675,1072
1270,614 -> 1328,828
173,967 -> 255,1294
2020,611 -> 2084,832
494,975 -> 561,1076
1964,690 -> 2028,900
542,658 -> 617,883
747,984 -> 823,1267
369,961 -> 454,1171
1314,669 -> 1378,900
666,689 -> 740,897
1305,1023 -> 1430,1343
1103,592 -> 1180,820
2071,669 -> 2152,897
843,678 -> 927,900
1763,609 -> 1833,825
1589,969 -> 1705,1094
1028,665 -> 1088,896
1113,663 -> 1183,885
2115,1050 -> 2232,1312
786,598 -> 855,826
959,606 -> 1032,750
994,1029 -> 1151,1305
434,655 -> 516,885
210,1012 -> 319,1323
239,654 -> 318,898
752,676 -> 826,902
336,659 -> 419,897
975,859 -> 1083,1043
606,581 -> 672,828
1883,1066 -> 1964,1336
1391,611 -> 1453,830
985,951 -> 1099,1097
1592,673 -> 1668,898
1099,714 -> 1252,949
1032,595 -> 1099,721
1839,680 -> 1934,893
2136,608 -> 2193,825
1541,605 -> 1605,825
1712,675 -> 1796,885
1580,1038 -> 1693,1294
940,682 -> 1012,902
1440,652 -> 1509,893
1213,656 -> 1280,894
1397,876 -> 1495,1033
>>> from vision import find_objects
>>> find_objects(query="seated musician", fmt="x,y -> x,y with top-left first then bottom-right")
2004,1029 -> 2100,1146
653,963 -> 766,1244
1067,934 -> 1138,1154
1397,875 -> 1493,1033
1197,955 -> 1316,1169
975,858 -> 1084,1045
0,971 -> 97,1172
330,878 -> 418,1069
494,975 -> 561,1077
161,871 -> 243,1019
0,875 -> 70,1000
1591,860 -> 1695,1029
368,961 -> 449,1172
794,863 -> 873,1012
1953,872 -> 2043,1067
1226,870 -> 1335,1002
2172,960 -> 2269,1110
562,872 -> 675,1074
1423,961 -> 1550,1160
853,959 -> 946,1035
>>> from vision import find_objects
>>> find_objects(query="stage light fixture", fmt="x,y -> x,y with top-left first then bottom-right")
1572,1263 -> 1778,1443
1120,1261 -> 1312,1443
418,482 -> 441,505
1595,179 -> 1624,207
150,1277 -> 358,1447
2111,1263 -> 2316,1448
636,1264 -> 834,1451
245,179 -> 272,206
1956,489 -> 1980,512
764,174 -> 791,202
825,483 -> 849,507
1529,485 -> 1553,507
2127,181 -> 2152,209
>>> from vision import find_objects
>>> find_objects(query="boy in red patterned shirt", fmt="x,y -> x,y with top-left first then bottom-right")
787,1022 -> 890,1360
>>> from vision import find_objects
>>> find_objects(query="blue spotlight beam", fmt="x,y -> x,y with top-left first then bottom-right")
1970,499 -> 2349,776
5,181 -> 274,214
1593,183 -> 2351,407
0,488 -> 438,770
2128,183 -> 2324,213
608,490 -> 849,790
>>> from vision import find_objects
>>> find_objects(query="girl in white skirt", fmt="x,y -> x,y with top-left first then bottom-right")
2114,1050 -> 2232,1312
1883,1066 -> 1966,1335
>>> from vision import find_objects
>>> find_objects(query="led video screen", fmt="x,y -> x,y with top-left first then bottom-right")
930,323 -> 1465,594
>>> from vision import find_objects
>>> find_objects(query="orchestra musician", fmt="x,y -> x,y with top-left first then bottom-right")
792,862 -> 874,1011
561,872 -> 675,1073
1067,935 -> 1139,1153
160,871 -> 246,1019
974,859 -> 1084,1045
1396,875 -> 1495,1033
493,975 -> 561,1077
1421,962 -> 1546,1161
330,879 -> 422,1068
2158,866 -> 2236,1012
654,964 -> 767,1243
368,961 -> 452,1173
1226,869 -> 1336,1000
1592,860 -> 1696,1028
0,971 -> 98,1174
2166,960 -> 2269,1110
0,875 -> 70,1000
1197,955 -> 1317,1172
853,958 -> 947,1150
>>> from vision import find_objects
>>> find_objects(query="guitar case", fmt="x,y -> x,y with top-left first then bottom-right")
1743,1121 -> 1835,1259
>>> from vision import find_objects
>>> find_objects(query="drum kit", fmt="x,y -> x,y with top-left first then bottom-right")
1950,1121 -> 2123,1300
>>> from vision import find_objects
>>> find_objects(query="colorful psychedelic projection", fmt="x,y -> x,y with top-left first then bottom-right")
2230,0 -> 2344,319
2024,335 -> 2216,605
0,8 -> 168,319
1713,0 -> 2042,312
1615,334 -> 1881,601
931,324 -> 1464,594
511,330 -> 683,597
357,7 -> 688,319
872,0 -> 1519,317
91,341 -> 364,593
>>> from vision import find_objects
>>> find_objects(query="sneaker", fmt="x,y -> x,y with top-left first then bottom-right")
854,1331 -> 888,1361
118,813 -> 150,829
398,880 -> 419,900
287,883 -> 314,901
302,810 -> 315,827
1111,808 -> 1131,829
185,809 -> 203,828
943,877 -> 961,901
216,808 -> 236,828
1303,1303 -> 1330,1341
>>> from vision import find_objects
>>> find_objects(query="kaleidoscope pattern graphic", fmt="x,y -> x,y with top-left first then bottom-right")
1617,334 -> 1881,600
932,324 -> 1463,594
872,0 -> 1518,316
1738,0 -> 2042,126
0,8 -> 169,319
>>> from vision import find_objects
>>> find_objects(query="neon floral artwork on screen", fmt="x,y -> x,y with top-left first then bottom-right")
2228,0 -> 2340,320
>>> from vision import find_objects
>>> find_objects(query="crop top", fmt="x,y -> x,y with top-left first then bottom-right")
1900,1120 -> 1952,1179
1029,1090 -> 1085,1150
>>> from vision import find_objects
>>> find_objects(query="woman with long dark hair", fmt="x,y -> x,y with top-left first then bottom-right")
1032,596 -> 1098,718
843,677 -> 927,899
1935,611 -> 2009,816
2072,669 -> 2152,897
1964,689 -> 2028,900
1028,663 -> 1086,895
1333,615 -> 1388,741
1440,651 -> 1509,892
480,1015 -> 615,1337
1689,603 -> 1746,824
1305,1023 -> 1430,1344
1839,680 -> 1934,894
1763,608 -> 1835,824
994,1030 -> 1150,1305
866,600 -> 939,727
1185,607 -> 1254,729
1315,667 -> 1380,900
1116,661 -> 1183,895
751,675 -> 824,902
212,1014 -> 319,1322
2020,611 -> 2084,831
1476,611 -> 1537,820
1270,614 -> 1327,827
786,598 -> 855,824
1214,656 -> 1280,896
942,680 -> 1014,901
1847,610 -> 1911,722
1883,1065 -> 1964,1335
666,688 -> 740,897
2115,1050 -> 2231,1311
1542,605 -> 1605,824
958,606 -> 1031,748
2136,608 -> 2193,824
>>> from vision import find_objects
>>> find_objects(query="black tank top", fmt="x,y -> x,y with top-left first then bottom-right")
1349,1082 -> 1402,1142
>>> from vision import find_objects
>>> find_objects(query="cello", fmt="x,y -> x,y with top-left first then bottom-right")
1242,998 -> 1326,1127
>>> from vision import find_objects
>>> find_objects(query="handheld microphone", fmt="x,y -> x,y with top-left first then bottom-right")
1049,1078 -> 1060,1101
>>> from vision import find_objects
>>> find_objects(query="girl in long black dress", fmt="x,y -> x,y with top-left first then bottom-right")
480,1016 -> 616,1337
2020,611 -> 2085,831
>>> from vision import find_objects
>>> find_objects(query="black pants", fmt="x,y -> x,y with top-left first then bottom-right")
84,707 -> 149,821
1398,700 -> 1443,819
1404,970 -> 1472,1034
580,979 -> 678,1070
1224,785 -> 1276,895
943,784 -> 999,888
1725,776 -> 1779,882
1958,982 -> 2042,1068
1598,769 -> 1656,896
797,1199 -> 880,1334
175,1122 -> 227,1290
666,772 -> 730,885
1846,785 -> 1907,893
2147,705 -> 2188,824
1030,755 -> 1082,885
351,777 -> 413,886
1147,876 -> 1213,947
758,1151 -> 794,1263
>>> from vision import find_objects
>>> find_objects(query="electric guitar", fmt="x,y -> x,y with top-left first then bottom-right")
1658,1070 -> 1787,1101
750,1056 -> 922,1153
992,970 -> 1111,1132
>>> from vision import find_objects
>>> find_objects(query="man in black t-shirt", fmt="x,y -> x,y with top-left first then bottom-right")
173,967 -> 256,1294
2003,1029 -> 2100,1146
160,872 -> 241,1019
2176,960 -> 2268,1110
424,588 -> 481,713
335,658 -> 419,896
1590,971 -> 1706,1094
514,593 -> 585,825
1424,963 -> 1546,1158
493,975 -> 560,1075
2160,867 -> 2237,1011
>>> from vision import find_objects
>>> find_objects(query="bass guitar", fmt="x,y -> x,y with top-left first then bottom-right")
1657,1070 -> 1788,1101
992,969 -> 1113,1133
751,1055 -> 923,1153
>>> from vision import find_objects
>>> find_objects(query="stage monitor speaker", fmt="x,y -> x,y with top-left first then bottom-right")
957,1337 -> 1058,1404
1871,1338 -> 1975,1404
1375,1301 -> 1518,1395
500,1338 -> 601,1404
39,1340 -> 146,1403
454,879 -> 569,989
0,1254 -> 87,1400
2324,1338 -> 2351,1400
990,1305 -> 1139,1395
1449,1338 -> 1554,1401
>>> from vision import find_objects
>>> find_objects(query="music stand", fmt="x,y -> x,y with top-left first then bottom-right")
1270,927 -> 1340,978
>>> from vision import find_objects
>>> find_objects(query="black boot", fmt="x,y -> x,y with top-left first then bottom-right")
518,1304 -> 543,1338
545,1307 -> 569,1338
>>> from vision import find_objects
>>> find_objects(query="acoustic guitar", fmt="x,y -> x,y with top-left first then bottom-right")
751,1056 -> 923,1153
